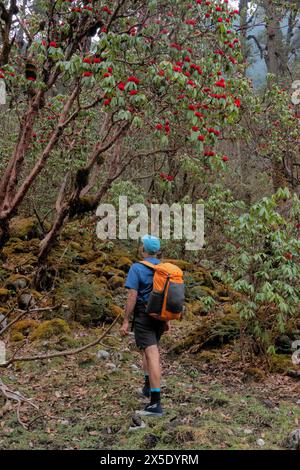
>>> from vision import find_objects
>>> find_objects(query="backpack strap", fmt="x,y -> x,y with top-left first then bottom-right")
138,260 -> 157,270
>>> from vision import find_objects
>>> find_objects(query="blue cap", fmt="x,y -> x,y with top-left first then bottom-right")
141,235 -> 160,254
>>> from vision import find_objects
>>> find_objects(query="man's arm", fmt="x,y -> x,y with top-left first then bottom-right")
120,289 -> 137,336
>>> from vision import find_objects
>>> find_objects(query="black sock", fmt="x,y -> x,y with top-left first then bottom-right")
144,374 -> 150,387
150,388 -> 161,405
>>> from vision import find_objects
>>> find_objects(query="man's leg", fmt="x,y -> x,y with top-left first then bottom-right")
136,344 -> 163,416
145,345 -> 160,389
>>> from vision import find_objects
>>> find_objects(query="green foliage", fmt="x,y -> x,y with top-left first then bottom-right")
225,188 -> 300,353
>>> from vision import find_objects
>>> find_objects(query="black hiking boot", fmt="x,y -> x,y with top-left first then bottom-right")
136,402 -> 163,417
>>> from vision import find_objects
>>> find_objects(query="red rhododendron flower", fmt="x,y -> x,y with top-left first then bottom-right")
83,58 -> 92,64
118,82 -> 125,91
103,72 -> 111,78
222,155 -> 229,162
127,76 -> 140,85
216,79 -> 226,88
49,41 -> 58,48
158,70 -> 165,76
102,6 -> 112,14
83,71 -> 93,77
130,90 -> 138,95
189,104 -> 196,110
156,123 -> 163,130
93,57 -> 101,63
104,99 -> 111,106
217,18 -> 223,23
170,43 -> 181,50
198,135 -> 205,141
195,112 -> 204,118
185,19 -> 196,26
234,99 -> 241,107
284,252 -> 293,260
27,76 -> 36,81
192,126 -> 199,131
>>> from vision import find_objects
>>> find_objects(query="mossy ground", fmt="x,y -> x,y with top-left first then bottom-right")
0,322 -> 299,450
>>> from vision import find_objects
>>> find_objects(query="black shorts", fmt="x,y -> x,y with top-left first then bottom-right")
133,302 -> 165,350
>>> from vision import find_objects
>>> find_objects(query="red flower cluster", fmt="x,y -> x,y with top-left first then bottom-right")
102,6 -> 112,14
49,41 -> 58,48
127,76 -> 140,85
204,151 -> 215,157
207,127 -> 221,136
234,99 -> 241,108
222,155 -> 229,162
185,19 -> 196,25
215,78 -> 226,88
190,63 -> 203,75
170,43 -> 181,51
118,82 -> 125,91
160,173 -> 174,182
83,71 -> 93,77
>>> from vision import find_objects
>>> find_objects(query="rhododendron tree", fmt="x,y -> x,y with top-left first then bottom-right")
0,0 -> 244,262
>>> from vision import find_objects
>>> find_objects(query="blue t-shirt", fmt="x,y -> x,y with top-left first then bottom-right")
125,257 -> 160,303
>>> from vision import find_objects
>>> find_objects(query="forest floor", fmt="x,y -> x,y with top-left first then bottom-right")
0,321 -> 299,450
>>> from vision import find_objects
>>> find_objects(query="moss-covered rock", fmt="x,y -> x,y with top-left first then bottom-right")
29,319 -> 71,341
269,354 -> 294,373
0,288 -> 10,301
186,300 -> 205,317
242,367 -> 266,383
116,257 -> 132,272
11,319 -> 39,337
108,275 -> 124,290
223,304 -> 238,315
169,313 -> 240,354
10,332 -> 25,342
10,217 -> 40,240
102,266 -> 125,280
192,268 -> 215,289
188,285 -> 216,300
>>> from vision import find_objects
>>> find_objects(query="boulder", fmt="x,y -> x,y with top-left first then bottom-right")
108,275 -> 124,290
10,217 -> 40,240
11,319 -> 39,338
29,319 -> 71,341
169,313 -> 240,354
5,275 -> 29,291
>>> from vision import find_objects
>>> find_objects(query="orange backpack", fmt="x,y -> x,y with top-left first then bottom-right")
139,261 -> 185,321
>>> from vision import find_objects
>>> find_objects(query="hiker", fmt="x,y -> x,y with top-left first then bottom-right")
120,235 -> 167,417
